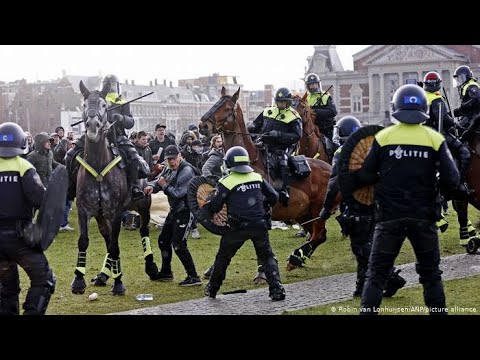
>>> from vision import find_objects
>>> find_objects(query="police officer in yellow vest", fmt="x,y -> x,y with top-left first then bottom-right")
67,74 -> 145,201
0,122 -> 55,315
453,65 -> 480,134
248,87 -> 302,206
423,72 -> 471,198
354,85 -> 459,315
304,73 -> 338,158
204,146 -> 286,301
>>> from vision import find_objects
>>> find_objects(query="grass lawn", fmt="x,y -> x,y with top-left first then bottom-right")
15,202 -> 480,314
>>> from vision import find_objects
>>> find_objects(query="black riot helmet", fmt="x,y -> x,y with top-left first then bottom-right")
102,74 -> 120,94
423,71 -> 442,92
334,116 -> 362,144
274,87 -> 293,109
304,73 -> 322,94
0,122 -> 27,158
453,65 -> 474,88
224,146 -> 253,174
391,84 -> 429,124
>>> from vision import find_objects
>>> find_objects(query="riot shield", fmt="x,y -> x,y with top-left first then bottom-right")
337,125 -> 383,212
187,176 -> 228,235
27,165 -> 69,250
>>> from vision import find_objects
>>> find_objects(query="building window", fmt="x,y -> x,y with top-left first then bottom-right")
352,95 -> 362,113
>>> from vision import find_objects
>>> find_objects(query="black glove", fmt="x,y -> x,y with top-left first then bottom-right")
111,113 -> 124,124
453,108 -> 461,117
319,208 -> 331,220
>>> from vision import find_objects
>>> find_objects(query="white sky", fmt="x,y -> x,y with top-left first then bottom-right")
0,45 -> 369,90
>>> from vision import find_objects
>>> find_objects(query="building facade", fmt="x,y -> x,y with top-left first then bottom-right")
306,45 -> 480,125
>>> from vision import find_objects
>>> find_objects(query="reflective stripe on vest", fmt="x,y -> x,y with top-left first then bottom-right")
0,156 -> 34,176
220,172 -> 263,190
262,107 -> 300,124
307,92 -> 330,107
426,91 -> 442,106
375,123 -> 444,151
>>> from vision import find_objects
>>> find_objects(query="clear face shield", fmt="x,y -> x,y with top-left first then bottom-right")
275,100 -> 290,110
332,125 -> 341,144
307,82 -> 321,94
454,74 -> 467,88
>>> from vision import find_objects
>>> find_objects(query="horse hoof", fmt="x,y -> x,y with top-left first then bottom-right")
91,273 -> 109,286
253,272 -> 268,285
286,252 -> 304,271
286,261 -> 299,271
145,261 -> 160,280
71,276 -> 86,295
112,282 -> 126,295
466,238 -> 480,254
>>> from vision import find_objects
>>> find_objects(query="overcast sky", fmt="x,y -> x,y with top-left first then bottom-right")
0,45 -> 368,90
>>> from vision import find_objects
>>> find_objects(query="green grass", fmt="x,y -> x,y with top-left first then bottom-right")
285,275 -> 480,315
15,203 -> 480,314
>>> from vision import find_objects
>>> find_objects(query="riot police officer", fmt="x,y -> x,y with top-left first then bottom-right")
0,122 -> 55,315
248,87 -> 302,206
423,71 -> 473,243
355,85 -> 459,315
304,73 -> 338,158
319,116 -> 406,297
453,65 -> 480,133
67,74 -> 146,201
204,146 -> 285,301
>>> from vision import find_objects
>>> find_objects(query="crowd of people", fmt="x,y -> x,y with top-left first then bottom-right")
1,65 -> 479,315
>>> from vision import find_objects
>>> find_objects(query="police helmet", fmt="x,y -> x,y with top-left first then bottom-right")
423,71 -> 442,92
274,87 -> 293,103
102,74 -> 120,94
224,146 -> 253,174
334,116 -> 362,144
453,65 -> 473,88
391,84 -> 429,124
0,122 -> 27,158
304,73 -> 322,94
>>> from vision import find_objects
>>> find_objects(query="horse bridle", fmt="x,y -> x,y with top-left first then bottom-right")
83,92 -> 108,128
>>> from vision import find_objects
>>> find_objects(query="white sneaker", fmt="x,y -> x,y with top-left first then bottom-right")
60,224 -> 75,231
191,228 -> 201,239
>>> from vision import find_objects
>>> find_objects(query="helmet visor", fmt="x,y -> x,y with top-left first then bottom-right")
307,83 -> 320,93
454,74 -> 467,87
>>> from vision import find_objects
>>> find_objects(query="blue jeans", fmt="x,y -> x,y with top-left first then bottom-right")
61,200 -> 72,227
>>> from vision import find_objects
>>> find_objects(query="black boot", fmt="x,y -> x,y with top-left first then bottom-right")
128,163 -> 145,201
278,188 -> 290,207
383,269 -> 406,297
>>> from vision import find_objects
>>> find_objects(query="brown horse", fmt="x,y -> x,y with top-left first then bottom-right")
293,92 -> 330,163
454,125 -> 480,253
199,87 -> 338,269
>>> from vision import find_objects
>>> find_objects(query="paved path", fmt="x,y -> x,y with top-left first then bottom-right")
114,253 -> 480,315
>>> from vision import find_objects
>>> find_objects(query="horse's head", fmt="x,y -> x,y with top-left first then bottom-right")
200,86 -> 240,136
79,80 -> 110,143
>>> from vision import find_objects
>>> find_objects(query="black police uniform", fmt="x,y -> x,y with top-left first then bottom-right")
320,146 -> 405,297
204,166 -> 285,300
248,105 -> 302,205
355,85 -> 460,315
453,67 -> 480,132
0,144 -> 55,315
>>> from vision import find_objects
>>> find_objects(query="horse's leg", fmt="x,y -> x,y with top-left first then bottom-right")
138,198 -> 160,280
71,210 -> 90,294
287,220 -> 327,271
88,216 -> 112,286
108,214 -> 126,295
453,200 -> 476,246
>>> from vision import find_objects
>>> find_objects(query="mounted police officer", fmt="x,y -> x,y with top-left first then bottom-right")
204,146 -> 285,301
423,71 -> 471,200
453,65 -> 480,134
67,74 -> 146,201
0,122 -> 55,315
248,87 -> 302,206
319,116 -> 406,297
354,85 -> 459,315
304,73 -> 338,159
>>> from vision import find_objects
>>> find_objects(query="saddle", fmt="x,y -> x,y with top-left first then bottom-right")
263,150 -> 311,189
